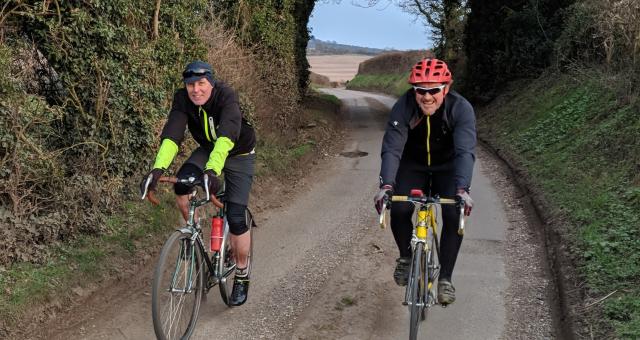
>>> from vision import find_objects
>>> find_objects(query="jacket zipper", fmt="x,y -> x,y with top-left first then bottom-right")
426,115 -> 431,166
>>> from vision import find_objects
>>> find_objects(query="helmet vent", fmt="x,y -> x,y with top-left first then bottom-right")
408,58 -> 452,84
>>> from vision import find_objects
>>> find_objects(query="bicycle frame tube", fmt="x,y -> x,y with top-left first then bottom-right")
416,208 -> 428,240
175,193 -> 222,291
412,204 -> 438,246
186,193 -> 210,227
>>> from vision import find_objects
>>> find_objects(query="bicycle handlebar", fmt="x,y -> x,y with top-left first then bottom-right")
379,194 -> 466,236
391,195 -> 458,204
144,176 -> 224,209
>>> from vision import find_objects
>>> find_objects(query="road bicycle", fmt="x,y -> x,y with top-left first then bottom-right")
379,189 -> 465,340
141,175 -> 254,340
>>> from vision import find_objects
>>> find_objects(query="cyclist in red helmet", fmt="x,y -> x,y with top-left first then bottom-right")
374,58 -> 476,305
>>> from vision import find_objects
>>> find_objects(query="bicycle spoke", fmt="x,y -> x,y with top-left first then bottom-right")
168,291 -> 188,338
162,253 -> 190,338
168,250 -> 191,337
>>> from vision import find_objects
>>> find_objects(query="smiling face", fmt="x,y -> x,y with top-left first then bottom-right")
186,78 -> 213,106
414,82 -> 449,116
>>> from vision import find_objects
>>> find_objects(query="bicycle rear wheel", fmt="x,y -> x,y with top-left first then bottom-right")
219,209 -> 254,305
408,242 -> 425,340
152,231 -> 204,340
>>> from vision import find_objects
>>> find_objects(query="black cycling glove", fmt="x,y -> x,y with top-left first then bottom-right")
374,184 -> 393,214
140,168 -> 163,199
202,169 -> 221,198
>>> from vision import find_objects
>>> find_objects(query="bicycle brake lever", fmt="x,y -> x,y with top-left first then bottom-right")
203,173 -> 210,201
379,201 -> 387,229
141,173 -> 153,200
457,205 -> 465,236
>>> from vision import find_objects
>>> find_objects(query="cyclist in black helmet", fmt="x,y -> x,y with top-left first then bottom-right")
141,60 -> 256,306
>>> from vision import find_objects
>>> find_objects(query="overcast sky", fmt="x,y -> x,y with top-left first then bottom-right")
308,1 -> 432,51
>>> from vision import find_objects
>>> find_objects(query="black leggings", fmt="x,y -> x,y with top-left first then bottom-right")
390,162 -> 463,281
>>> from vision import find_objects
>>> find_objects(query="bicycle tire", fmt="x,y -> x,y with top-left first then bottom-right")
422,241 -> 435,321
152,230 -> 204,340
409,242 -> 425,340
219,208 -> 254,305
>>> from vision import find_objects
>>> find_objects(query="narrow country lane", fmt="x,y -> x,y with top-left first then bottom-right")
45,88 -> 555,340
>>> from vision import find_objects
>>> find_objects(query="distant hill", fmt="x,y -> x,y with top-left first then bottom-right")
307,38 -> 395,56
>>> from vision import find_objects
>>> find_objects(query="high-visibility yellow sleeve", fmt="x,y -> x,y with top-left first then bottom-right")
205,136 -> 234,175
152,139 -> 179,169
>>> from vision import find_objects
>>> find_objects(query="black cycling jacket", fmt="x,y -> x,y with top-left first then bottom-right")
380,89 -> 476,191
160,81 -> 256,155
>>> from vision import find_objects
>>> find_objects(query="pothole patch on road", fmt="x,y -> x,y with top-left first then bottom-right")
340,150 -> 368,158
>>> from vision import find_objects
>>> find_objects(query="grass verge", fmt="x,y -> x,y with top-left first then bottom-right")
255,90 -> 340,177
0,192 -> 179,333
346,73 -> 410,97
477,70 -> 640,338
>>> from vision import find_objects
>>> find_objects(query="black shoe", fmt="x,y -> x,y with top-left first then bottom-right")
230,277 -> 249,306
394,257 -> 411,286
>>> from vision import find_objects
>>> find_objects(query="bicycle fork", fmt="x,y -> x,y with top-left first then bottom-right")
405,208 -> 440,308
170,233 -> 200,294
404,208 -> 430,307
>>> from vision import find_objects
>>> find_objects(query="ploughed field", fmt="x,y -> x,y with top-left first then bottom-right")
307,54 -> 372,83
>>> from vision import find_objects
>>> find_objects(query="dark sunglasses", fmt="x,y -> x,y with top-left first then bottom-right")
413,84 -> 446,96
182,68 -> 211,79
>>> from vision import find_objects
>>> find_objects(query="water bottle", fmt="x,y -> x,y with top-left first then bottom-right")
210,216 -> 223,252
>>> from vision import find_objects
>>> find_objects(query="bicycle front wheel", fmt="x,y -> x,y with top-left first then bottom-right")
408,242 -> 425,340
152,230 -> 204,340
423,232 -> 440,321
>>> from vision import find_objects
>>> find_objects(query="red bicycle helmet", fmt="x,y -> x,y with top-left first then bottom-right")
408,58 -> 452,84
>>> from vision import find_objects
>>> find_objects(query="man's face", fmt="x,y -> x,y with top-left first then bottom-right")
414,82 -> 449,116
186,78 -> 213,106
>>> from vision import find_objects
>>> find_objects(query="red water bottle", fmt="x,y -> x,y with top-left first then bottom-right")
210,217 -> 223,252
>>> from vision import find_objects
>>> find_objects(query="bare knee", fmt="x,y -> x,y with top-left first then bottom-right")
176,195 -> 189,221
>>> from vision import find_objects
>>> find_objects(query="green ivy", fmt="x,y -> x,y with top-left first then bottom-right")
0,0 -> 209,266
212,0 -> 315,105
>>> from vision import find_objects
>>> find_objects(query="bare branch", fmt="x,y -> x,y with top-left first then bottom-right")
153,0 -> 161,39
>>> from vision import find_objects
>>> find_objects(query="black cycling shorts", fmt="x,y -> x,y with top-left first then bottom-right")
175,147 -> 255,235
174,146 -> 255,206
